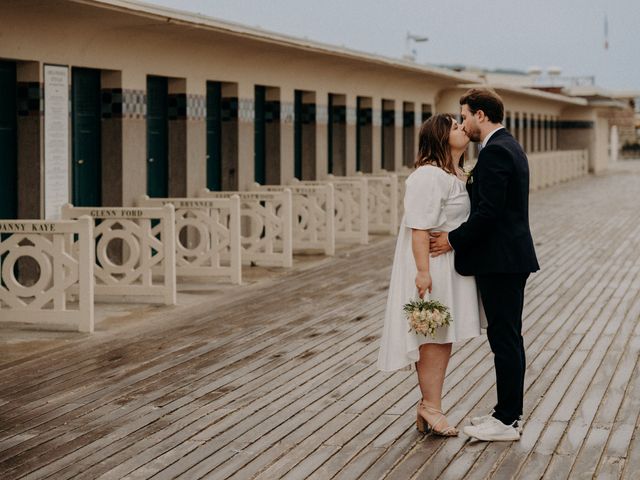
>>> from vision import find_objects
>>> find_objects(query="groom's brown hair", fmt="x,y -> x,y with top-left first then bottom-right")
459,88 -> 504,123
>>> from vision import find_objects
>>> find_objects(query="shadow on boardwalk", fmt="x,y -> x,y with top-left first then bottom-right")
1,161 -> 640,479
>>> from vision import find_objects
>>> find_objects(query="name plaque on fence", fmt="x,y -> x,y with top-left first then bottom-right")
204,192 -> 269,201
261,185 -> 318,195
44,65 -> 70,220
0,222 -> 57,233
88,208 -> 144,218
162,200 -> 221,208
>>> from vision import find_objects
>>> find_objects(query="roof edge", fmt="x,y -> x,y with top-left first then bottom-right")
70,0 -> 476,84
455,83 -> 588,106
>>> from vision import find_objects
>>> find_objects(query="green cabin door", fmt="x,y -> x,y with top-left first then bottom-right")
254,85 -> 266,185
206,81 -> 222,191
0,61 -> 17,219
294,90 -> 303,180
327,94 -> 334,174
72,68 -> 102,206
147,76 -> 168,197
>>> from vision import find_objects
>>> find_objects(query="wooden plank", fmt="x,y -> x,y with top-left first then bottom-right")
1,164 -> 639,480
0,266 -> 388,476
13,308 -> 385,479
488,254 -> 640,478
91,308 -> 384,480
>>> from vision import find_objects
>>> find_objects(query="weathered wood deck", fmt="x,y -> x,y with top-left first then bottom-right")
1,161 -> 640,479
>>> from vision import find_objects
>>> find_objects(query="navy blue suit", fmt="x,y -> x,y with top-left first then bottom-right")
449,128 -> 539,425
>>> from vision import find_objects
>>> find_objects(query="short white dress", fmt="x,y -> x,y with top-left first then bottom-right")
377,165 -> 484,372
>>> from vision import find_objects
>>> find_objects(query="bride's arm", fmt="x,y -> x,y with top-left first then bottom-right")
412,229 -> 432,299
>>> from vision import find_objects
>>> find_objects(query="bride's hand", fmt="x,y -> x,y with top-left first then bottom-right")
415,271 -> 432,299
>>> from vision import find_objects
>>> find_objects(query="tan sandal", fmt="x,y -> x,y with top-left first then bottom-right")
416,401 -> 458,437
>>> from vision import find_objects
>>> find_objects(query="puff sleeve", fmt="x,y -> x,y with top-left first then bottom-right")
403,166 -> 450,230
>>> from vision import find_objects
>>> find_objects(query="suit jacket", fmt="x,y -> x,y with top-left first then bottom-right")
448,129 -> 540,276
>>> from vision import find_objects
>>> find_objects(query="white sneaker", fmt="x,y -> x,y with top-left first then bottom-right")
463,416 -> 520,441
470,413 -> 494,426
516,416 -> 524,434
470,412 -> 524,434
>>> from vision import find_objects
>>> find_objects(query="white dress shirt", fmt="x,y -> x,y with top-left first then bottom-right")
481,126 -> 505,148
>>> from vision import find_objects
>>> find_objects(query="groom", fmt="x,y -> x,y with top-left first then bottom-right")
430,88 -> 539,441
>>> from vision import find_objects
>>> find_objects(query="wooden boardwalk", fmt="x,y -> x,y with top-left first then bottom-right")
1,161 -> 640,480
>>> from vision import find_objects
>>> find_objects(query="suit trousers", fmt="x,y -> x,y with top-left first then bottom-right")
477,273 -> 529,425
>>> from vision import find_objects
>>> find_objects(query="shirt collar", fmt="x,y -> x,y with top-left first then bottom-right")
481,126 -> 505,148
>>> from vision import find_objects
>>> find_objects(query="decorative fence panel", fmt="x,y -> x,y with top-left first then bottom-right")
529,150 -> 588,190
0,217 -> 94,332
291,178 -> 368,245
137,196 -> 242,284
197,190 -> 293,268
251,182 -> 335,255
350,172 -> 399,234
61,204 -> 177,305
389,168 -> 413,223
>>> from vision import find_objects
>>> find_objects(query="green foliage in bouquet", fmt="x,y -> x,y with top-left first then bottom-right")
403,297 -> 452,339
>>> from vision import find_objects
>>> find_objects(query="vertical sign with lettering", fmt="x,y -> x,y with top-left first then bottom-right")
44,65 -> 70,220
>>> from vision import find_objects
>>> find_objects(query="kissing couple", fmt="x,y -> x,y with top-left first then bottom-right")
377,88 -> 540,441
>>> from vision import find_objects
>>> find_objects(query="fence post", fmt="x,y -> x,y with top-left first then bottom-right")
162,204 -> 177,305
229,195 -> 242,284
77,215 -> 94,333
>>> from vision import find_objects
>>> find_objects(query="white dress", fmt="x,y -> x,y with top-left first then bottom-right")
377,165 -> 483,372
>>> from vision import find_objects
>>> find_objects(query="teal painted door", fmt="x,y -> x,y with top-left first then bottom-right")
356,97 -> 362,172
294,90 -> 302,180
147,76 -> 168,197
382,108 -> 395,170
206,81 -> 222,191
254,86 -> 266,185
0,61 -> 17,219
327,94 -> 333,174
72,68 -> 102,206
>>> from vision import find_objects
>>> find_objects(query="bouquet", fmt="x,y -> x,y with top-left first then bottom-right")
403,297 -> 452,339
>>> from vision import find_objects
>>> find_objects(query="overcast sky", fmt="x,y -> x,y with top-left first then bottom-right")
148,0 -> 639,91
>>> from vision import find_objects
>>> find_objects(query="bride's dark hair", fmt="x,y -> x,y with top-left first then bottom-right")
414,114 -> 463,173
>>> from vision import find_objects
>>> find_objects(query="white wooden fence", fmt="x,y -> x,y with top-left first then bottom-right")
198,189 -> 293,268
349,172 -> 399,234
137,196 -> 242,284
394,168 -> 412,221
529,150 -> 589,190
251,182 -> 335,256
61,204 -> 177,305
291,178 -> 368,245
0,217 -> 94,332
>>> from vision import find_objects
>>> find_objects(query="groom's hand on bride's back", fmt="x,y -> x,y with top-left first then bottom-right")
429,232 -> 452,257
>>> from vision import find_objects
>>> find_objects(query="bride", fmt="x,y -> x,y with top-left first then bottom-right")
377,114 -> 483,437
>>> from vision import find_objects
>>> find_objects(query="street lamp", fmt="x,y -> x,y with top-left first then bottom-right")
403,31 -> 429,62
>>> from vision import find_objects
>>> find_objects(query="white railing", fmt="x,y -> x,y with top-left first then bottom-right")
529,149 -> 589,190
137,196 -> 242,284
198,189 -> 293,268
291,177 -> 368,245
61,204 -> 177,305
251,182 -> 335,256
388,167 -> 413,221
0,218 -> 94,332
349,172 -> 399,234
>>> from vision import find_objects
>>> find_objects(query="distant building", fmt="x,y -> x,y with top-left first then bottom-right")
445,65 -> 638,159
